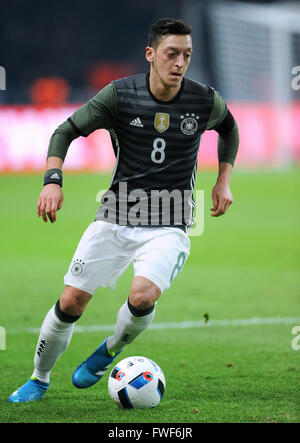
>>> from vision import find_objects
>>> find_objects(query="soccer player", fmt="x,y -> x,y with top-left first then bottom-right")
9,18 -> 239,403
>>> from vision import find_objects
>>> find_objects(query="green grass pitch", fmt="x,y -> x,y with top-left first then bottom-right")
0,169 -> 299,423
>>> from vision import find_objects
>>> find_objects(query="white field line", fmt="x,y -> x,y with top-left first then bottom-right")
7,316 -> 300,335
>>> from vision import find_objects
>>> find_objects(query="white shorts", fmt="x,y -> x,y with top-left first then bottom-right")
64,221 -> 190,295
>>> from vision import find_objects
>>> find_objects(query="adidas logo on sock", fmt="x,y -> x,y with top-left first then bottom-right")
37,339 -> 46,357
121,333 -> 130,342
129,117 -> 143,128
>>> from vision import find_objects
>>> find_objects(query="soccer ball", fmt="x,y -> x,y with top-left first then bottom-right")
108,356 -> 166,409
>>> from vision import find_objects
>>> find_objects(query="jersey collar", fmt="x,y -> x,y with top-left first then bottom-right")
146,72 -> 185,105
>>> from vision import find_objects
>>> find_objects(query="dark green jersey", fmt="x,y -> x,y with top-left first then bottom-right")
47,73 -> 239,231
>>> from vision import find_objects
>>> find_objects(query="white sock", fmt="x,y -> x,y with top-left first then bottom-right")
32,304 -> 76,384
107,299 -> 155,353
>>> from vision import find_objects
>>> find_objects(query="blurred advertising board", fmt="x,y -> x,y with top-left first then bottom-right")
0,103 -> 299,171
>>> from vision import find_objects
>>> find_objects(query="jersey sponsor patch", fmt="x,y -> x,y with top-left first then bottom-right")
71,259 -> 85,277
180,113 -> 199,135
154,113 -> 169,133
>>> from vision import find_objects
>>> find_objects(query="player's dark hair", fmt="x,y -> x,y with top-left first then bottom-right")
148,18 -> 192,49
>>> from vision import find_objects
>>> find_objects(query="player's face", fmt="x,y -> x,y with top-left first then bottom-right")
146,34 -> 192,89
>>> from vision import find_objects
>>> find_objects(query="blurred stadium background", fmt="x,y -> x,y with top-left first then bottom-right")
0,0 -> 299,172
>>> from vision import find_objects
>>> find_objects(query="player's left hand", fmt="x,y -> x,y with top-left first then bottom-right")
211,182 -> 233,217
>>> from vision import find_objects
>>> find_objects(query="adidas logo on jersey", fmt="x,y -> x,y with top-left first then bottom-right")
129,117 -> 143,128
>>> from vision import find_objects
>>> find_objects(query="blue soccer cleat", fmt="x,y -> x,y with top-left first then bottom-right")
72,337 -> 122,389
8,377 -> 49,403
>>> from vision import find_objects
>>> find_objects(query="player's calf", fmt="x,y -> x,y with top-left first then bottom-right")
72,288 -> 157,389
9,286 -> 90,403
129,276 -> 161,310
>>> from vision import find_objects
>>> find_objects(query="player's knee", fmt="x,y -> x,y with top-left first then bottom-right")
129,277 -> 160,310
59,286 -> 91,317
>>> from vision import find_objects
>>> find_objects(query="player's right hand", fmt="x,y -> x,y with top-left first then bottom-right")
37,183 -> 64,223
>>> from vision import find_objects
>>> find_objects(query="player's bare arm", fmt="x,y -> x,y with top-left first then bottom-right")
211,161 -> 233,217
37,156 -> 64,224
